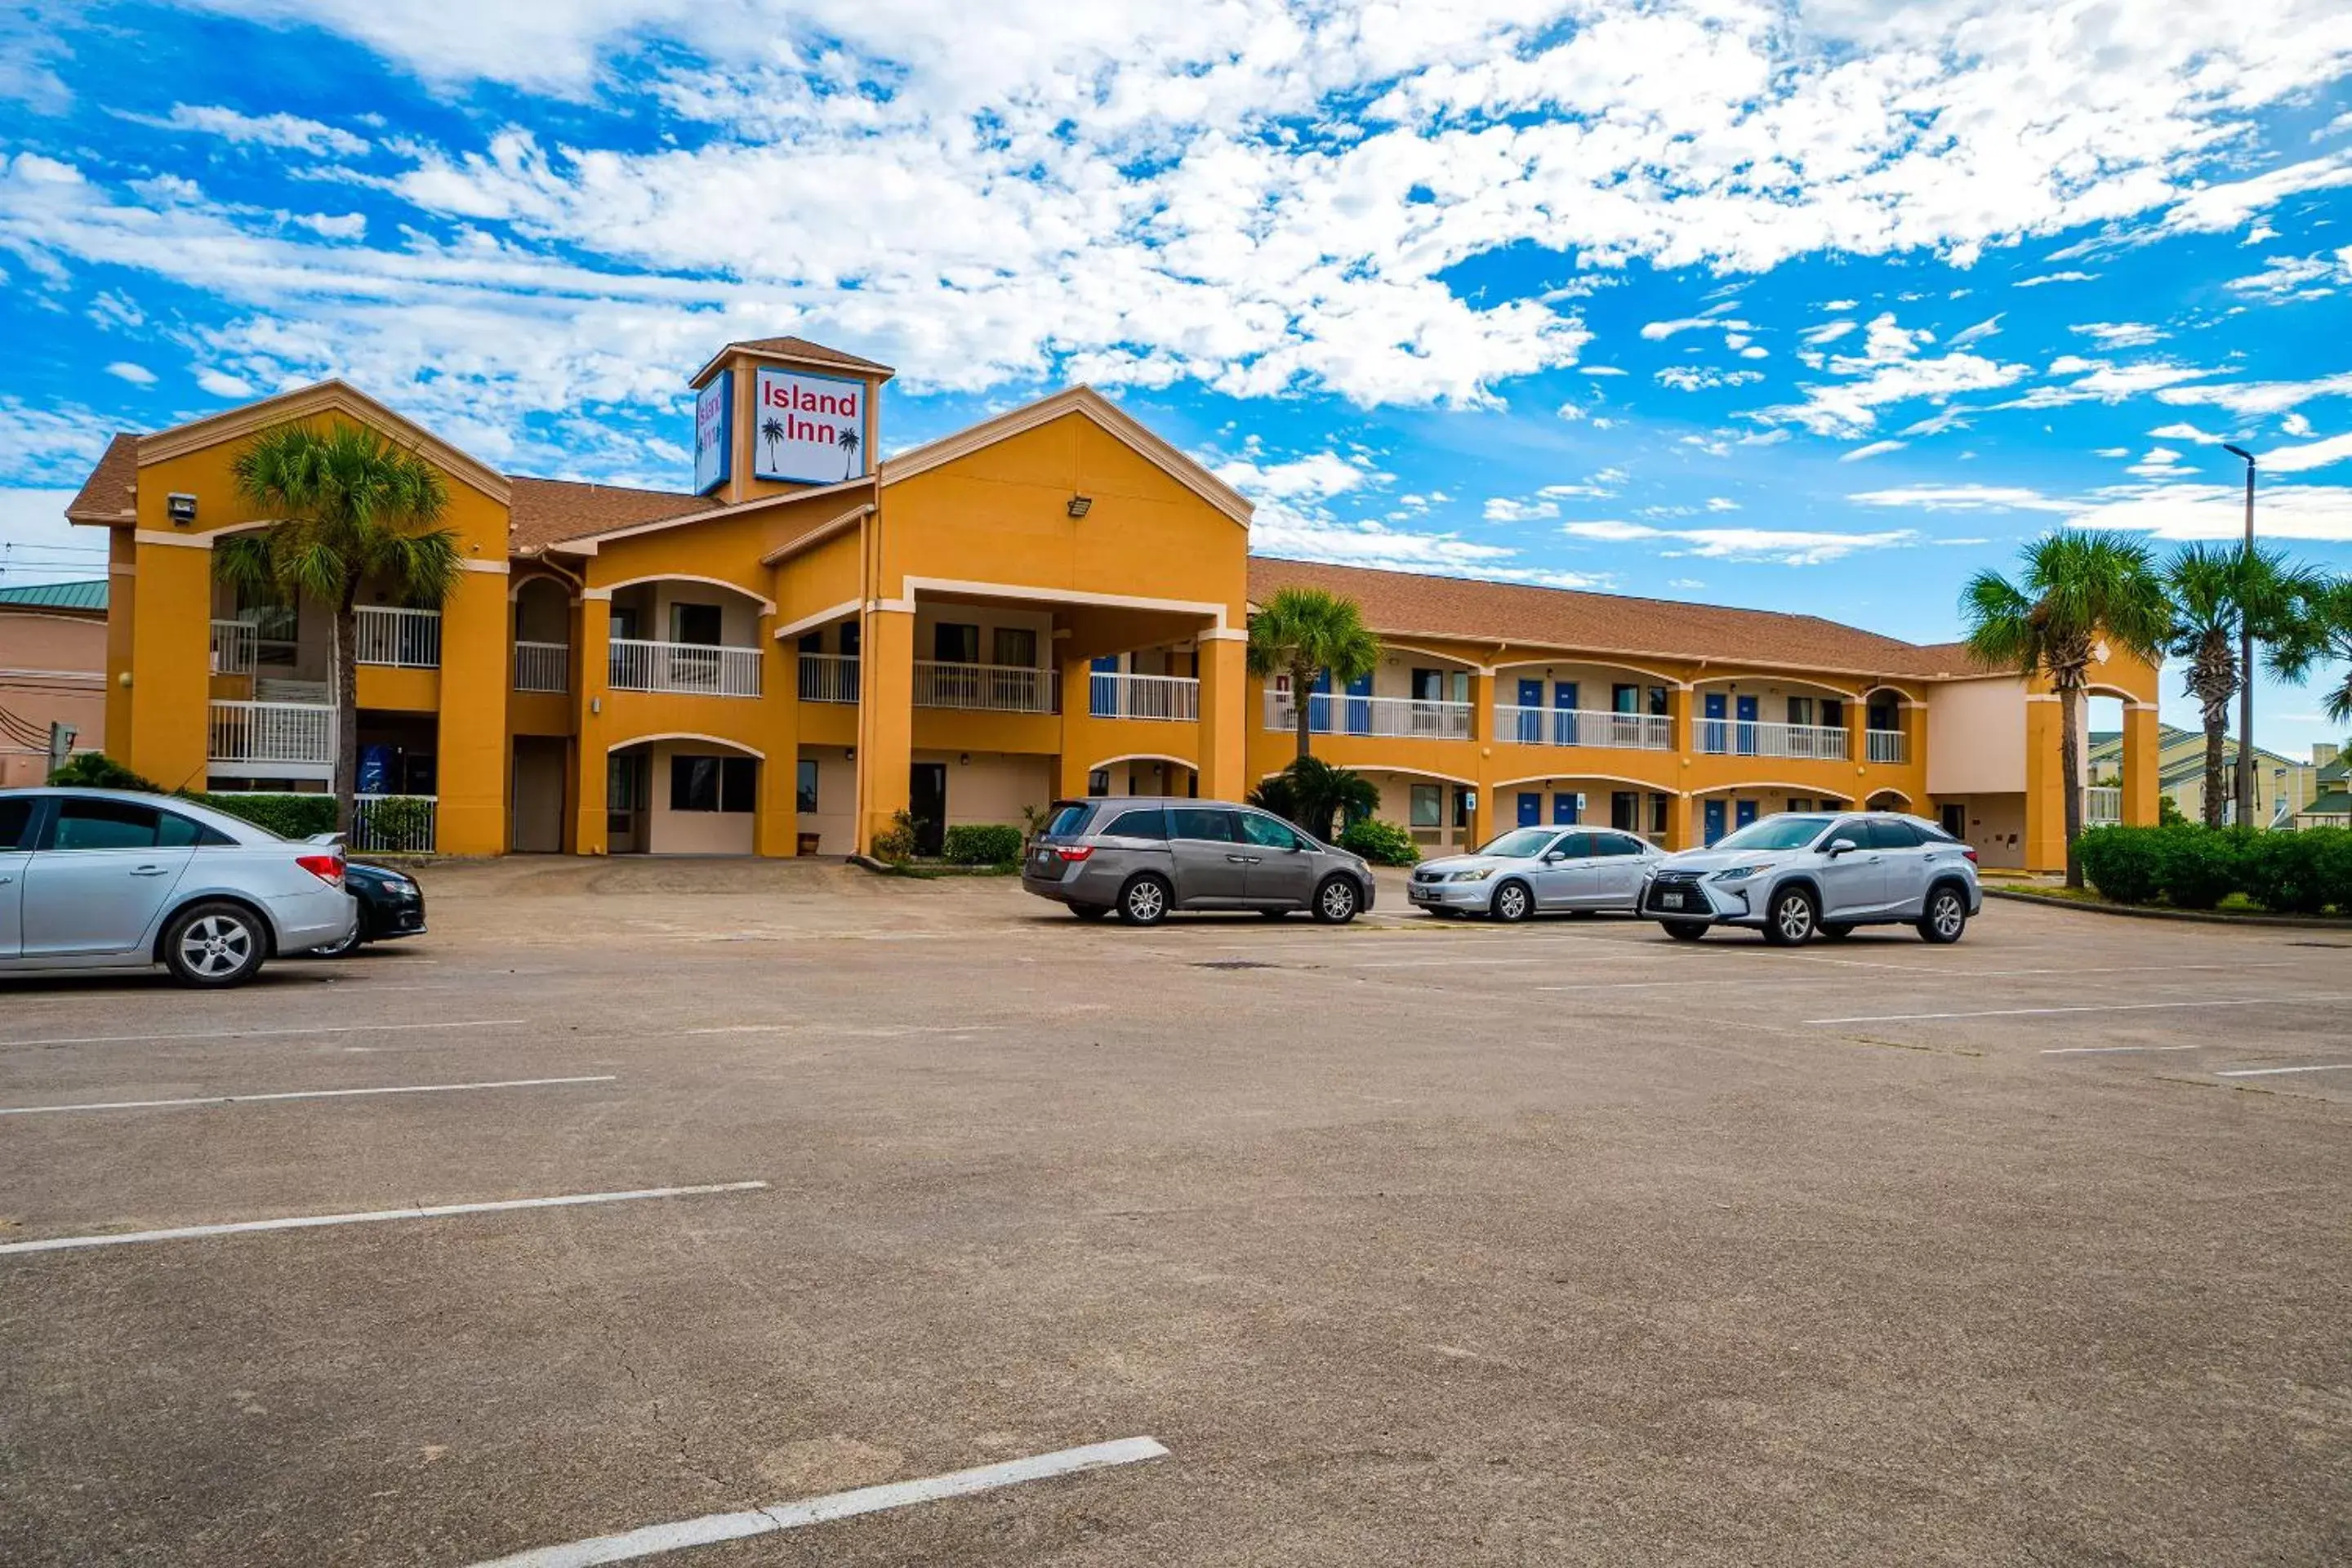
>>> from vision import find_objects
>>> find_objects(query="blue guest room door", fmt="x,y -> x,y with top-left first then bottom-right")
1517,679 -> 1544,743
1704,799 -> 1728,844
1703,692 -> 1726,751
1517,792 -> 1541,827
1554,680 -> 1579,745
1345,672 -> 1374,735
1735,798 -> 1760,830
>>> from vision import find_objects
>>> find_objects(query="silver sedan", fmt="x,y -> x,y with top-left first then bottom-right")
1406,825 -> 1664,921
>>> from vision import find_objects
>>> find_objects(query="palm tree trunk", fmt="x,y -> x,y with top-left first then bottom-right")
2201,711 -> 2227,828
1292,659 -> 1314,760
334,586 -> 360,836
2060,683 -> 2085,889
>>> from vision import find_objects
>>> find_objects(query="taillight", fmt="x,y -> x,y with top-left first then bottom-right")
1962,847 -> 1978,863
296,852 -> 345,887
1056,844 -> 1094,862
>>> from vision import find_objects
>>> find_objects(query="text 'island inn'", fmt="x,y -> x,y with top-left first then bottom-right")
69,336 -> 2160,867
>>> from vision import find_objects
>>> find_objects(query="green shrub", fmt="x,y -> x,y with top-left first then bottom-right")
188,791 -> 336,840
871,808 -> 919,866
2076,825 -> 2163,904
2239,829 -> 2336,915
941,823 -> 1023,865
2154,826 -> 2246,910
2312,829 -> 2352,915
47,751 -> 160,791
1338,817 -> 1419,866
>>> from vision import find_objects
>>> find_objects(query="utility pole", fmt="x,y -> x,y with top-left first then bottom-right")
2221,444 -> 2257,826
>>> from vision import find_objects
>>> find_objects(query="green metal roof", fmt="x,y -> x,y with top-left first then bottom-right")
2299,788 -> 2350,817
0,578 -> 107,611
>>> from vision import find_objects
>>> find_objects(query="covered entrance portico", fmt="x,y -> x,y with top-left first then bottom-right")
604,734 -> 767,855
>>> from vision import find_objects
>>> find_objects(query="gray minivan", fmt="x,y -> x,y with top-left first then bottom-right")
1022,797 -> 1377,925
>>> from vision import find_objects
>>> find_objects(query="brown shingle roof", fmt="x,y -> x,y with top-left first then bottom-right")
723,336 -> 895,376
508,477 -> 708,552
1247,558 -> 1978,681
66,433 -> 139,524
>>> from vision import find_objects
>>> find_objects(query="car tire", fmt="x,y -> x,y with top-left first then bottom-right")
1490,880 -> 1534,923
1917,884 -> 1969,945
1070,903 -> 1111,921
1312,876 -> 1361,924
163,901 -> 269,987
1662,920 -> 1709,941
1118,875 -> 1171,927
1820,923 -> 1854,942
1762,886 -> 1818,946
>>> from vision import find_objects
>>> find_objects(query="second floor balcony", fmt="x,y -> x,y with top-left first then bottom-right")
1264,689 -> 1473,742
514,640 -> 569,694
1699,719 -> 1851,761
915,660 -> 1057,714
1089,670 -> 1199,723
609,639 -> 762,698
1493,704 -> 1673,751
208,699 -> 334,771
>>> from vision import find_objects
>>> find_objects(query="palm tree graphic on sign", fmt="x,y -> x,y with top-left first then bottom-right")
837,424 -> 862,479
759,416 -> 785,472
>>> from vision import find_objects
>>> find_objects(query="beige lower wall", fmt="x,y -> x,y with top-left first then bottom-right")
510,737 -> 568,853
644,739 -> 756,854
918,749 -> 1054,829
1358,769 -> 1472,851
1936,791 -> 2026,868
797,746 -> 858,855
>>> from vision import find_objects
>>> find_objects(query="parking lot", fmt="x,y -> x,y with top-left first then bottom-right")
2,859 -> 2348,1566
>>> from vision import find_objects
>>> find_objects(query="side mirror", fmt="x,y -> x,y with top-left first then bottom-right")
1825,836 -> 1860,856
1542,851 -> 1566,863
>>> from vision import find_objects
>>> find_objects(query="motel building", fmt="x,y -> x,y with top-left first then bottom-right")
66,335 -> 2161,871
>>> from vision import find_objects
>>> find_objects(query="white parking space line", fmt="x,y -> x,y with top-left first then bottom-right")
0,1181 -> 766,1257
1804,996 -> 2352,1026
2215,1063 -> 2352,1078
467,1437 -> 1170,1568
5,1018 -> 530,1049
2042,1045 -> 2202,1056
0,1076 -> 617,1118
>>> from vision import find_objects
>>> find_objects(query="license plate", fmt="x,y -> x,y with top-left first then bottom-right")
1660,892 -> 1685,908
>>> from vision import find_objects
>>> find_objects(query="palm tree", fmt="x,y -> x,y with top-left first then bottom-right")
1248,755 -> 1380,841
1962,532 -> 2171,888
837,424 -> 862,479
1246,586 -> 1382,760
759,416 -> 785,471
2162,543 -> 2315,826
2273,574 -> 2352,727
216,423 -> 461,834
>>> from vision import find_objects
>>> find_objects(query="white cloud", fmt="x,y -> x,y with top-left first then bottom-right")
1703,497 -> 1739,512
2126,445 -> 2195,479
195,368 -> 257,399
2093,447 -> 2131,458
1946,314 -> 2003,349
1560,519 -> 1921,565
1213,450 -> 1381,502
1841,439 -> 1908,462
2261,431 -> 2352,474
2001,359 -> 2219,409
0,397 -> 113,483
104,361 -> 156,385
1845,483 -> 2077,513
1655,366 -> 1763,392
2155,372 -> 2352,418
145,104 -> 371,157
2070,321 -> 2165,349
2069,481 -> 2352,542
1579,366 -> 1628,376
1485,496 -> 1562,523
2149,421 -> 2227,443
1554,402 -> 1588,422
2282,412 -> 2313,437
2014,271 -> 2099,287
2159,152 -> 2352,234
2226,247 -> 2352,301
1251,509 -> 1608,588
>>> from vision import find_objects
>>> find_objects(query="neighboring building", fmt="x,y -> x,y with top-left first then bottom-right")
66,336 -> 2161,867
2088,723 -> 2317,827
0,578 -> 107,787
2292,745 -> 2347,830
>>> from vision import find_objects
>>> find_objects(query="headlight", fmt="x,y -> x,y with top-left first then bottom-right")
1710,864 -> 1769,882
1449,866 -> 1495,882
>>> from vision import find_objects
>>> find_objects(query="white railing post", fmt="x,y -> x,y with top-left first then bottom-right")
208,700 -> 336,767
1865,729 -> 1909,765
355,607 -> 442,669
912,661 -> 1057,714
608,639 -> 762,697
1489,704 -> 1674,751
210,619 -> 256,675
1089,671 -> 1200,722
798,653 -> 862,703
513,640 -> 570,693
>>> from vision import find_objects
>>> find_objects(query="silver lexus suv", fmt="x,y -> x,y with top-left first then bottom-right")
1022,796 -> 1376,925
1639,810 -> 1981,945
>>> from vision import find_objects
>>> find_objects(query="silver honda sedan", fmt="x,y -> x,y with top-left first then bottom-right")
0,788 -> 357,987
1406,824 -> 1664,921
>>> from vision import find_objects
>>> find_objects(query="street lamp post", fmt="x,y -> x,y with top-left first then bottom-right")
2221,443 -> 2257,826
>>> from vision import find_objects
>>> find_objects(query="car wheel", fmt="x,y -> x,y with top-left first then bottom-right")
1071,903 -> 1111,921
1490,880 -> 1533,923
1312,876 -> 1361,924
1118,875 -> 1171,927
1820,923 -> 1854,942
163,901 -> 268,987
1762,887 -> 1818,946
1917,885 -> 1969,944
1662,920 -> 1709,942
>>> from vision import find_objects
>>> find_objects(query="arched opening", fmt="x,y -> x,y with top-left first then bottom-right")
511,576 -> 572,695
605,578 -> 768,698
606,734 -> 765,855
1084,754 -> 1198,800
2082,687 -> 2139,826
1864,789 -> 1913,811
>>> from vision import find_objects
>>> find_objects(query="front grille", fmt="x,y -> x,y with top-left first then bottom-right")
1644,871 -> 1707,916
1412,868 -> 1443,884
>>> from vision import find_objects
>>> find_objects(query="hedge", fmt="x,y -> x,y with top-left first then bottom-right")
941,822 -> 1024,865
1338,817 -> 1420,866
189,792 -> 337,840
2076,824 -> 2352,915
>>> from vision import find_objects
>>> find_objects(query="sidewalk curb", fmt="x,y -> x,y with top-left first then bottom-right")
1984,887 -> 2352,930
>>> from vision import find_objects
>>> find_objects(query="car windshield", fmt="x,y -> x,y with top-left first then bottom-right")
1478,828 -> 1558,858
1711,813 -> 1833,852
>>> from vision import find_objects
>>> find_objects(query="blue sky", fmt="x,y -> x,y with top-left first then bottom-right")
4,1 -> 2352,754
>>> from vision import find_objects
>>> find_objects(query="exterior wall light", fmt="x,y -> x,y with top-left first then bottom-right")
167,493 -> 198,525
1067,495 -> 1093,518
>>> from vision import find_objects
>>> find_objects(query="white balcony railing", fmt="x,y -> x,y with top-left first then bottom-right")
353,793 -> 437,853
1263,690 -> 1474,741
914,661 -> 1057,714
1698,719 -> 1851,760
208,700 -> 334,768
1866,728 -> 1909,765
1492,705 -> 1673,751
209,619 -> 256,675
355,606 -> 441,669
608,639 -> 763,697
799,653 -> 861,704
2085,786 -> 2123,826
1090,671 -> 1200,723
513,640 -> 569,693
